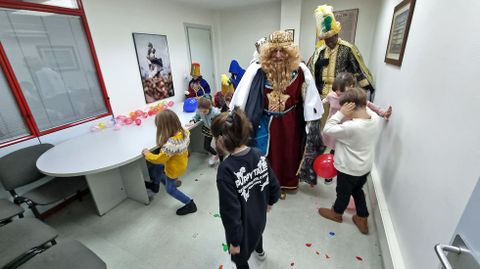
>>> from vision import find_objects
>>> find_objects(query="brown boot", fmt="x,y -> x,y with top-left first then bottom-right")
318,208 -> 343,223
352,215 -> 369,234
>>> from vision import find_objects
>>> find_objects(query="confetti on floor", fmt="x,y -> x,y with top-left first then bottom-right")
290,262 -> 295,266
316,251 -> 320,256
213,213 -> 220,218
194,178 -> 199,181
356,256 -> 363,261
325,254 -> 331,259
305,243 -> 312,247
329,232 -> 336,236
218,265 -> 223,269
192,232 -> 198,238
222,243 -> 228,252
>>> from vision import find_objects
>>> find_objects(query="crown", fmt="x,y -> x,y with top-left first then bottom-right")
267,31 -> 293,46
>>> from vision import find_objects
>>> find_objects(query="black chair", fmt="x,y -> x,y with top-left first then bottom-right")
0,218 -> 58,269
18,240 -> 106,269
0,144 -> 87,219
0,199 -> 24,226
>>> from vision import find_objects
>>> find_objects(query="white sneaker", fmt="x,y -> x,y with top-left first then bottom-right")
255,250 -> 266,261
208,155 -> 219,166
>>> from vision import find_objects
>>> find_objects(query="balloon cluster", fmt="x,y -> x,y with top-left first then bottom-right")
90,100 -> 175,132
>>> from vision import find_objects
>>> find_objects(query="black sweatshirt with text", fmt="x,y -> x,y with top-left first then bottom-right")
216,148 -> 280,260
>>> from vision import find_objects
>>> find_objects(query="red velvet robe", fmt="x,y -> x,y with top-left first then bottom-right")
264,69 -> 305,189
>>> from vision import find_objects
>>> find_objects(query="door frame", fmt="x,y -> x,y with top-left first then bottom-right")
184,23 -> 217,87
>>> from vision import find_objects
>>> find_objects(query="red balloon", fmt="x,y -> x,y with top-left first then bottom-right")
135,119 -> 142,126
148,110 -> 156,116
313,154 -> 337,179
124,118 -> 133,125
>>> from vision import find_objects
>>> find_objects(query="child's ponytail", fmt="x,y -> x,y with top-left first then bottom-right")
211,106 -> 252,152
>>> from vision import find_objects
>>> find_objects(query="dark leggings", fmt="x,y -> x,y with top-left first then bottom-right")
204,136 -> 217,155
204,136 -> 224,161
231,237 -> 263,269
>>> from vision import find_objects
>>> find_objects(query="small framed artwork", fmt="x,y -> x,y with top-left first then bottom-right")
37,45 -> 79,71
333,8 -> 359,43
385,0 -> 416,66
285,29 -> 295,41
132,33 -> 175,104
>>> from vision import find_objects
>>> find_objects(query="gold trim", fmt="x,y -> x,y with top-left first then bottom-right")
321,44 -> 338,98
359,79 -> 369,87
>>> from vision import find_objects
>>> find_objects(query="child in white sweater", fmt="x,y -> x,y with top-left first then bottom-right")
318,87 -> 381,235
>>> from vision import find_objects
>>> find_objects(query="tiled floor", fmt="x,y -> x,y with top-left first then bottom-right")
45,153 -> 383,269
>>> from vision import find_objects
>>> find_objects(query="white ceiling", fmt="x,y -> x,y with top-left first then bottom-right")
173,0 -> 279,9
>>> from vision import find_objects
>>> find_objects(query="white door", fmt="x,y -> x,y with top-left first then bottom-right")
186,25 -> 215,90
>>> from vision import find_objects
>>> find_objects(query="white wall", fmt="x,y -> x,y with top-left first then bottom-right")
299,0 -> 381,64
280,0 -> 302,46
368,0 -> 480,268
214,1 -> 281,86
82,0 -> 217,115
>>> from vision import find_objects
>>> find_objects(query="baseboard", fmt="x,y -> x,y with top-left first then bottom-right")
368,164 -> 406,269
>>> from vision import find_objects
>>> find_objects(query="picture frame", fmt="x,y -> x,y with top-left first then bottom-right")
285,28 -> 295,41
36,45 -> 79,71
333,8 -> 359,43
132,32 -> 175,104
385,0 -> 416,66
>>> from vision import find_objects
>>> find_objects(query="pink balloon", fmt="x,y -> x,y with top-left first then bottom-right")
135,110 -> 143,117
135,119 -> 142,126
142,112 -> 148,119
116,115 -> 127,123
124,118 -> 133,125
113,123 -> 122,130
168,101 -> 174,107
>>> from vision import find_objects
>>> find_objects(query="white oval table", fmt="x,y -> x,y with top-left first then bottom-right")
37,103 -> 203,216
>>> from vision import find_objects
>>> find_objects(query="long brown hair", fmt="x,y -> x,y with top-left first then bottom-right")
155,109 -> 185,146
211,106 -> 252,153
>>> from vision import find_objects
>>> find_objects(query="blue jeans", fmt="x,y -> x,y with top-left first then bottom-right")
148,164 -> 191,204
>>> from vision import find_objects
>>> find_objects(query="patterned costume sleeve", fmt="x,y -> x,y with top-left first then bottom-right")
346,46 -> 375,95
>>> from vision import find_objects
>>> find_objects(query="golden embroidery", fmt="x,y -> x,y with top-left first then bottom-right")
267,91 -> 290,112
321,44 -> 338,98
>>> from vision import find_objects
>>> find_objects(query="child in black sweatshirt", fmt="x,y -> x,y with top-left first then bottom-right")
211,107 -> 280,269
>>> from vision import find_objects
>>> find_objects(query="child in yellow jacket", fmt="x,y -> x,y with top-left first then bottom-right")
142,109 -> 197,215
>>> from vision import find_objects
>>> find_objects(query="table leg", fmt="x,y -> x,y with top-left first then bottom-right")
120,159 -> 150,205
189,123 -> 206,153
86,159 -> 150,216
85,169 -> 127,216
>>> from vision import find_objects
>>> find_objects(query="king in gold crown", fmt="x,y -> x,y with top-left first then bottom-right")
267,31 -> 294,46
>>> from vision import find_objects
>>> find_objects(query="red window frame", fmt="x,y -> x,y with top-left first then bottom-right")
0,0 -> 112,148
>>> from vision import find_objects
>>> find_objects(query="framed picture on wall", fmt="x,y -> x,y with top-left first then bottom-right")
333,8 -> 359,43
385,0 -> 416,66
132,33 -> 175,104
315,8 -> 359,47
285,29 -> 295,41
